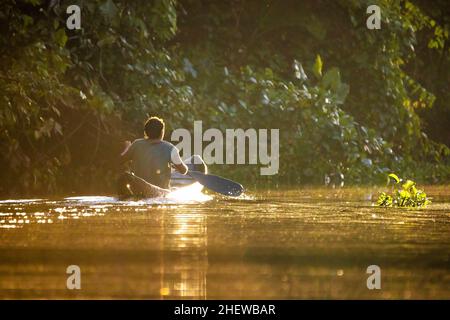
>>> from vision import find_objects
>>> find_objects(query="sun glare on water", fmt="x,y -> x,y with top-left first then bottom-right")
166,182 -> 212,203
0,183 -> 211,229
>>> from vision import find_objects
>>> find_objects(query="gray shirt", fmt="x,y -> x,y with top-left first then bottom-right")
123,139 -> 182,189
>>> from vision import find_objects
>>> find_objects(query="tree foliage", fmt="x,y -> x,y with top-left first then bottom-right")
0,0 -> 448,195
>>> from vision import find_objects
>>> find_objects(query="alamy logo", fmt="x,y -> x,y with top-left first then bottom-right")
66,265 -> 81,289
366,265 -> 381,289
366,5 -> 381,30
66,5 -> 81,30
171,121 -> 279,175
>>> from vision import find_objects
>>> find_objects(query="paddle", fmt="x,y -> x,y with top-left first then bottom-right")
187,170 -> 244,197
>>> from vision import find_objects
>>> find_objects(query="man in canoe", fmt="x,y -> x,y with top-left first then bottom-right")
118,116 -> 206,198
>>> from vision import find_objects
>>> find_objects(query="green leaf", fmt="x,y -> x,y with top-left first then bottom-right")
388,173 -> 400,184
321,67 -> 349,104
402,180 -> 415,191
100,0 -> 118,20
54,29 -> 67,47
322,67 -> 341,90
335,83 -> 349,104
97,35 -> 116,47
313,54 -> 323,79
377,192 -> 392,207
22,15 -> 34,28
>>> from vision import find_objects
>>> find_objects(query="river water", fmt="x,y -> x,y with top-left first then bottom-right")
0,184 -> 449,299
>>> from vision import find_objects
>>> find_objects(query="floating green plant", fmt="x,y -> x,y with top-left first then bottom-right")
377,173 -> 431,208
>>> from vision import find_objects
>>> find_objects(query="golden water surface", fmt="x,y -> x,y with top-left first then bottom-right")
0,185 -> 449,299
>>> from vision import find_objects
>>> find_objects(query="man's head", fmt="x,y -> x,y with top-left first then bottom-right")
144,116 -> 165,140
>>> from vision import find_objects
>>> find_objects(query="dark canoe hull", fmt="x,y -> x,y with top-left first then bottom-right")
118,156 -> 207,200
117,172 -> 168,199
117,172 -> 200,200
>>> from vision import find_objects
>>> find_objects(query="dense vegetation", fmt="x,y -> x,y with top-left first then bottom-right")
0,0 -> 449,195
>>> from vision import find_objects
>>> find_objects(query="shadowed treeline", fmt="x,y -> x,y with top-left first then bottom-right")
0,0 -> 449,195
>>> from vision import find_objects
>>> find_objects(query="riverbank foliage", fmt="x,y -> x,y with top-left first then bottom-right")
0,0 -> 449,195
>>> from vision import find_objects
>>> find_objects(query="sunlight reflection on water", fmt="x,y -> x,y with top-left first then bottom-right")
0,186 -> 448,299
0,183 -> 211,229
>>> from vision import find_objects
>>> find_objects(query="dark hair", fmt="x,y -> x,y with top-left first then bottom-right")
144,116 -> 165,139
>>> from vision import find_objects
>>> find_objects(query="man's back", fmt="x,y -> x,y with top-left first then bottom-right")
125,138 -> 175,188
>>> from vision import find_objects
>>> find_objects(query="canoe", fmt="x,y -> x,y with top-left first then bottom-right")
118,157 -> 206,199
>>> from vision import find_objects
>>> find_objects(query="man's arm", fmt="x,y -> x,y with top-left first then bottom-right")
173,162 -> 188,175
120,140 -> 133,163
121,141 -> 132,156
171,146 -> 188,174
